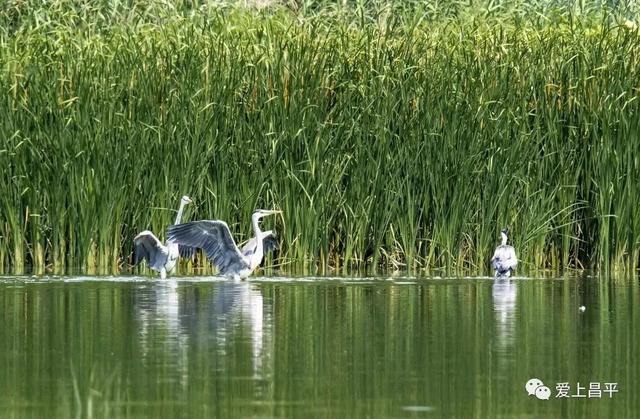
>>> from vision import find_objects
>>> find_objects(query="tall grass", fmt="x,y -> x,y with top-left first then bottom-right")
0,1 -> 639,276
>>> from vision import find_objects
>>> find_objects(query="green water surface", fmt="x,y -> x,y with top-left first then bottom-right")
0,276 -> 638,418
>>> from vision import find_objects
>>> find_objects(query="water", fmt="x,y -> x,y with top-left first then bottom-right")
0,275 -> 638,418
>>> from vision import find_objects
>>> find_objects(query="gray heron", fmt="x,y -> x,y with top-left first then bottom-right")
166,209 -> 281,280
133,195 -> 194,279
491,228 -> 518,277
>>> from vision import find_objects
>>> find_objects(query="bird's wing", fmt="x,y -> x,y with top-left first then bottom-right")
133,231 -> 165,266
178,245 -> 196,260
166,224 -> 196,260
263,232 -> 278,254
167,220 -> 249,275
491,246 -> 506,269
492,245 -> 518,271
241,230 -> 278,257
503,246 -> 518,269
241,237 -> 259,257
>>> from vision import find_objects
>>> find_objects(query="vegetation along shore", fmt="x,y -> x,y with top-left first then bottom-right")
1,1 -> 639,275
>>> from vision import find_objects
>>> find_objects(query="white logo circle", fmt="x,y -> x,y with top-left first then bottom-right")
525,378 -> 544,396
535,385 -> 551,400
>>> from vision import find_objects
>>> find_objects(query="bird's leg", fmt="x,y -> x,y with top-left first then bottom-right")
160,267 -> 167,280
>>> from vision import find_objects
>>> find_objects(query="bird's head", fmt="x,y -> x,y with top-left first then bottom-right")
500,228 -> 509,244
181,195 -> 193,205
253,209 -> 282,220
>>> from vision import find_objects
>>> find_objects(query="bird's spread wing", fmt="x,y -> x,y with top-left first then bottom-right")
133,231 -> 165,266
241,230 -> 278,258
263,233 -> 278,254
166,225 -> 196,260
167,220 -> 249,275
178,245 -> 196,260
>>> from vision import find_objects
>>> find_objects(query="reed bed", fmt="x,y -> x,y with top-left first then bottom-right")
0,1 -> 639,276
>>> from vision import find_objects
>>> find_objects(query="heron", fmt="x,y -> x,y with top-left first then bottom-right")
491,228 -> 518,277
133,195 -> 194,279
166,209 -> 281,280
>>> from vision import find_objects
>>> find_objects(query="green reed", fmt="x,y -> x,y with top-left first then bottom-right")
0,1 -> 639,276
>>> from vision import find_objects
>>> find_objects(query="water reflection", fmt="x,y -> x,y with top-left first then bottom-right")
205,281 -> 270,375
492,278 -> 517,353
136,280 -> 271,380
1,277 -> 638,418
136,280 -> 189,390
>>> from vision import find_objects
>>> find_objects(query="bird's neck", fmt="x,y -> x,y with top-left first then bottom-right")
174,201 -> 186,225
252,215 -> 263,249
252,215 -> 263,238
501,234 -> 508,246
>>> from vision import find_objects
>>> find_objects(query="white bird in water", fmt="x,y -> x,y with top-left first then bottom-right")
166,209 -> 281,280
491,228 -> 518,277
133,195 -> 194,279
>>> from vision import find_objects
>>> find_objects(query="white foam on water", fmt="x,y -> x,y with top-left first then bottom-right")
401,405 -> 435,412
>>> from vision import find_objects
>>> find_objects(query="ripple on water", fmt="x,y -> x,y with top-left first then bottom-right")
401,405 -> 435,412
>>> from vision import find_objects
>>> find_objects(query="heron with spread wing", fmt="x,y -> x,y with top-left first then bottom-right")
166,209 -> 281,280
133,195 -> 194,279
491,228 -> 518,277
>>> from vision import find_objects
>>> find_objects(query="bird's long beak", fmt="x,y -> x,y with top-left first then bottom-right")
266,210 -> 282,215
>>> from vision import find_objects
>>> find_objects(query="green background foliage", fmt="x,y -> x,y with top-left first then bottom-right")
0,0 -> 639,275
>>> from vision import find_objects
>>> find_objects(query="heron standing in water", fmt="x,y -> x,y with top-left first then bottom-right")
166,209 -> 280,280
133,195 -> 194,279
491,228 -> 518,277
